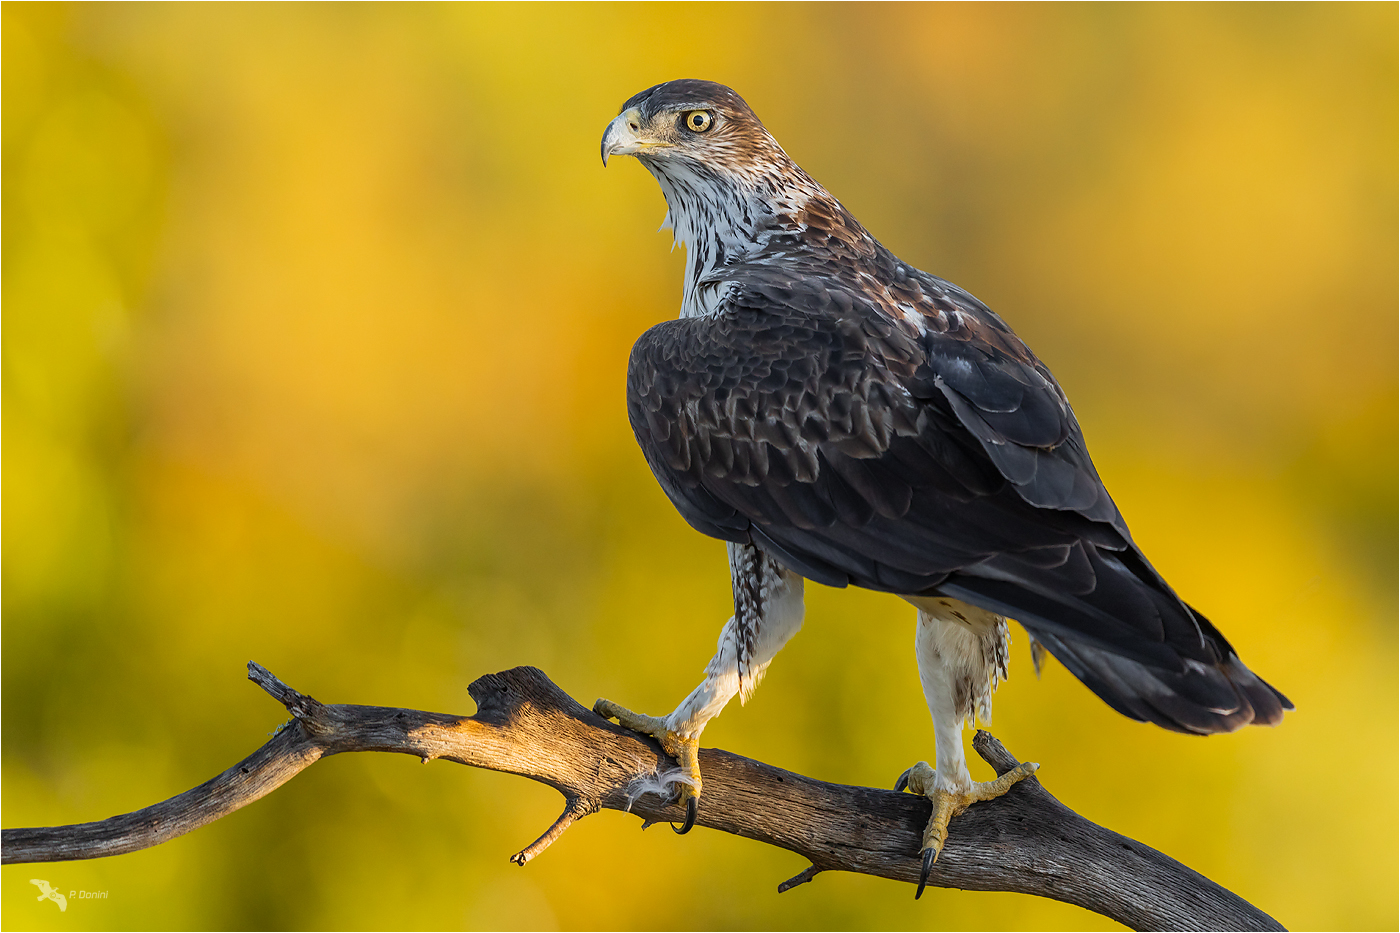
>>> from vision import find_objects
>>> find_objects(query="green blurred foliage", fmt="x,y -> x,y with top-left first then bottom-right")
3,3 -> 1395,930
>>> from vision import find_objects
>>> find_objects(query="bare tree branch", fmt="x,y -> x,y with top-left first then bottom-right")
1,663 -> 1284,932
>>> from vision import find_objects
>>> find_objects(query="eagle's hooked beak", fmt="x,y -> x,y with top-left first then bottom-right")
601,107 -> 669,166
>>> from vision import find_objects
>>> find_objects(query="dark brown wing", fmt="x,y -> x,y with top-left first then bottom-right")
627,268 -> 1291,734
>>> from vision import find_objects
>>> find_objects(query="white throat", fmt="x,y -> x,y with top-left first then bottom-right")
646,159 -> 810,319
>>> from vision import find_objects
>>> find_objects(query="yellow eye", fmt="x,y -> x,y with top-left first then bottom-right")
683,110 -> 713,133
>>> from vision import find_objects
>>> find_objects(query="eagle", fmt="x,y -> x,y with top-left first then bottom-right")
595,79 -> 1291,895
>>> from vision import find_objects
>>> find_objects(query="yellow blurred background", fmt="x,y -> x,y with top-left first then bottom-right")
3,3 -> 1395,930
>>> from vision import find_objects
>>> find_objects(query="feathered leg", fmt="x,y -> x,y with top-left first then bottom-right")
595,542 -> 804,832
896,600 -> 1038,897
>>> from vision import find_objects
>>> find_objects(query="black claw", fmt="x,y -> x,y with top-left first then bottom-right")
672,796 -> 697,835
914,848 -> 935,900
894,770 -> 910,793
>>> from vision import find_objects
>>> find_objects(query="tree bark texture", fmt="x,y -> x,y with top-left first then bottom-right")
1,663 -> 1285,932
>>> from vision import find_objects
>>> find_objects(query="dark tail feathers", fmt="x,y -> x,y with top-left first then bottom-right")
1029,607 -> 1292,735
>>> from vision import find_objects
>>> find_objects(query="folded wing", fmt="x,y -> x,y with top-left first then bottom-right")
627,270 -> 1291,734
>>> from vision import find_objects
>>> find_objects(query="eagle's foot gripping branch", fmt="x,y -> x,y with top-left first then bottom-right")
593,698 -> 701,833
896,758 -> 1040,899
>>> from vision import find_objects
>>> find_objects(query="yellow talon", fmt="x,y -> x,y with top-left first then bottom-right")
897,759 -> 1039,898
594,698 -> 701,833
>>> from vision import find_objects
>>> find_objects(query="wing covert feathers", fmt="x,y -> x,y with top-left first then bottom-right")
626,261 -> 1290,733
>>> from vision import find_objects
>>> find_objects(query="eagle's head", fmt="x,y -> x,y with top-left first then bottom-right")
602,80 -> 867,317
599,79 -> 786,180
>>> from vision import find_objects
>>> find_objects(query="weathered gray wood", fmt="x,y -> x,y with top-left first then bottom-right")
1,663 -> 1284,932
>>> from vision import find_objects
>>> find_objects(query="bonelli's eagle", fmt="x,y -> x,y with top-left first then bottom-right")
595,79 -> 1290,895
